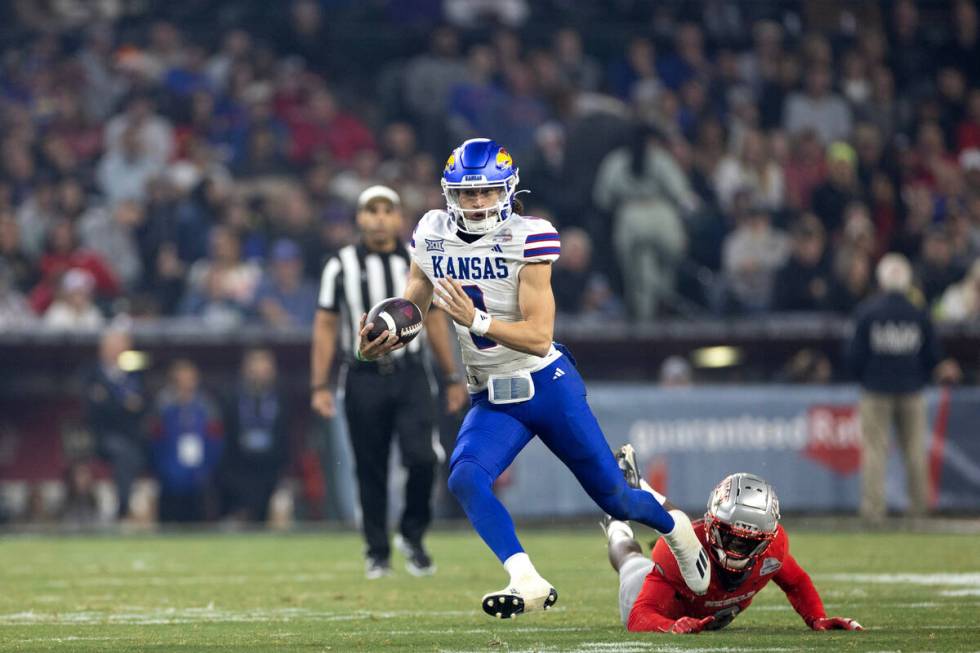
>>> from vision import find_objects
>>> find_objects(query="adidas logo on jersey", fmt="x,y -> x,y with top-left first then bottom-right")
552,368 -> 565,380
491,244 -> 503,253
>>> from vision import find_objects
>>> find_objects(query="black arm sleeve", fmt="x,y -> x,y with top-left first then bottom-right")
920,312 -> 943,374
844,313 -> 870,381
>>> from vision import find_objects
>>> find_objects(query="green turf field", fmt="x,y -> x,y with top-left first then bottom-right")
1,525 -> 978,652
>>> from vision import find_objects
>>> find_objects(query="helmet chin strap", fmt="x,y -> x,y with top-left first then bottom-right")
457,205 -> 503,234
712,547 -> 752,571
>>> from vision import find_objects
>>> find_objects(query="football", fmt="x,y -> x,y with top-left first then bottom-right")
366,297 -> 424,344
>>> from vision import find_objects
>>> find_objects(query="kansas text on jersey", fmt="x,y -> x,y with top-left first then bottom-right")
410,210 -> 562,391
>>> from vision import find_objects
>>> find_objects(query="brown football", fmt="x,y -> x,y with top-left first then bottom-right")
366,297 -> 424,344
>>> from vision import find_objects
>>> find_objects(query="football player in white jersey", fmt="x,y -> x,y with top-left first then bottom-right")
355,138 -> 709,618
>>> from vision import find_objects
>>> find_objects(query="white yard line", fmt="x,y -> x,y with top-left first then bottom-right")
6,636 -> 127,644
0,607 -> 488,626
440,648 -> 797,653
2,597 -> 976,628
734,601 -> 976,611
816,573 -> 980,586
367,626 -> 593,636
940,588 -> 980,596
38,572 -> 339,588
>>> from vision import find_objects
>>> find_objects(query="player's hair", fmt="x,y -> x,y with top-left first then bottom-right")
512,196 -> 524,215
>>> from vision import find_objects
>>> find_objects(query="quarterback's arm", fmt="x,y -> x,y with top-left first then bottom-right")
404,261 -> 436,316
406,261 -> 466,409
404,262 -> 454,365
355,261 -> 433,362
424,307 -> 468,412
434,262 -> 554,358
424,308 -> 456,373
488,262 -> 554,357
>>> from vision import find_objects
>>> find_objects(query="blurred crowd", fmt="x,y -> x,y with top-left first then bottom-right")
0,0 -> 979,328
54,328 -> 290,525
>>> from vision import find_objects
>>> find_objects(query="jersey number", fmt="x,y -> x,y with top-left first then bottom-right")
462,285 -> 496,350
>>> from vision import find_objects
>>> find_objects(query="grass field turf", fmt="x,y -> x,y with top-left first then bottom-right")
0,525 -> 978,652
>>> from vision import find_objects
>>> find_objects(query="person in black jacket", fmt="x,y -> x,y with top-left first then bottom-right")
845,253 -> 961,523
220,348 -> 289,523
772,214 -> 833,311
86,327 -> 146,519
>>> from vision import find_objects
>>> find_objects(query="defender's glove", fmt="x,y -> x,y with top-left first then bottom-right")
811,617 -> 863,631
669,616 -> 714,634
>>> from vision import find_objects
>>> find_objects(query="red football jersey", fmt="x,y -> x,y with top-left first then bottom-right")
627,521 -> 826,632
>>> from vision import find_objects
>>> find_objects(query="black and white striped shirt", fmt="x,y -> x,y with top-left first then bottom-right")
318,243 -> 422,360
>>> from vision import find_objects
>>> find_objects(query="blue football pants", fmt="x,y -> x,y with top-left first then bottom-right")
447,354 -> 675,563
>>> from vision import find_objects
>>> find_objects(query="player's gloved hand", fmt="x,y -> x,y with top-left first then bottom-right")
810,617 -> 863,631
669,616 -> 714,634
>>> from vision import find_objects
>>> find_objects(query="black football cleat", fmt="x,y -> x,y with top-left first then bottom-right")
615,444 -> 641,489
599,513 -> 614,539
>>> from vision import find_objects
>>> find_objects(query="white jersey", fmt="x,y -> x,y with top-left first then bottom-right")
410,210 -> 562,391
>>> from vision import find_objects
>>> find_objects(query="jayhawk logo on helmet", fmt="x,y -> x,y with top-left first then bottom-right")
441,138 -> 521,235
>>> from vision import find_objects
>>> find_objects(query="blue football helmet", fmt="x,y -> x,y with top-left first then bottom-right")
441,138 -> 520,234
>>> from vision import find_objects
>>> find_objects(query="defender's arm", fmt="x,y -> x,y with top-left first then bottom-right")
627,574 -> 713,633
774,552 -> 861,630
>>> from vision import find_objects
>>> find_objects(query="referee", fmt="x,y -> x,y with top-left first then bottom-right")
311,185 -> 467,579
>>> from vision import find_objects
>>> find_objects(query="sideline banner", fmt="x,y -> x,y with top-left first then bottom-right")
497,385 -> 980,516
4,386 -> 977,519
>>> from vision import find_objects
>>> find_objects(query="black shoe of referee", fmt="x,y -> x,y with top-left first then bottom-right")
365,556 -> 392,580
394,534 -> 436,576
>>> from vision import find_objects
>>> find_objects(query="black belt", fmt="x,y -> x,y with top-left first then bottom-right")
347,353 -> 423,376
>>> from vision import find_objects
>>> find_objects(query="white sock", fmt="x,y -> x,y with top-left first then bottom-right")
662,509 -> 695,538
606,519 -> 635,542
639,479 -> 667,505
503,552 -> 538,581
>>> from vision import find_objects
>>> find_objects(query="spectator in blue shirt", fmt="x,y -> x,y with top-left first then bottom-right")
149,359 -> 224,523
252,238 -> 317,327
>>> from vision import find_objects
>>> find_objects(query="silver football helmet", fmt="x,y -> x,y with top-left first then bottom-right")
705,473 -> 780,571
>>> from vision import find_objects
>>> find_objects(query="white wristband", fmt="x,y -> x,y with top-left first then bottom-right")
469,309 -> 492,336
